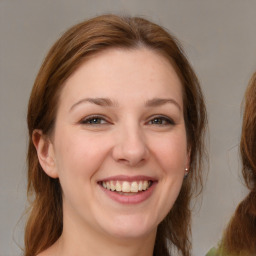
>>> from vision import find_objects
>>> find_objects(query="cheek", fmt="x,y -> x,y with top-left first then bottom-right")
53,130 -> 113,211
54,129 -> 95,173
53,130 -> 111,180
149,131 -> 188,173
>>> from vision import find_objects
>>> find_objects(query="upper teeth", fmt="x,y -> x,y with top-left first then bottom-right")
102,180 -> 151,193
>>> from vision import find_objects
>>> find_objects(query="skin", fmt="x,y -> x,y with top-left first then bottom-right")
34,47 -> 189,256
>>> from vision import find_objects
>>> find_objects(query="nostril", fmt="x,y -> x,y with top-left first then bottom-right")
117,157 -> 146,167
112,143 -> 149,167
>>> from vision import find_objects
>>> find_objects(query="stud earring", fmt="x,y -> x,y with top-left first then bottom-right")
184,168 -> 189,179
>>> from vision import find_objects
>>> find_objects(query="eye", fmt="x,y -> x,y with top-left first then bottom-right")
80,115 -> 109,125
148,116 -> 175,126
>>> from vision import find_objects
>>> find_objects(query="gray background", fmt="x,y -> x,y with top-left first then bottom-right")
1,1 -> 256,255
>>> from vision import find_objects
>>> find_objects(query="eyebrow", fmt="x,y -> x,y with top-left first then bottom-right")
145,98 -> 181,110
70,97 -> 181,111
70,98 -> 118,111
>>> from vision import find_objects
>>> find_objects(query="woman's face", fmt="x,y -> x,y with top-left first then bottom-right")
43,48 -> 189,241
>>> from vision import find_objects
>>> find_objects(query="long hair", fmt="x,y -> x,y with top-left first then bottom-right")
221,73 -> 256,255
25,14 -> 207,256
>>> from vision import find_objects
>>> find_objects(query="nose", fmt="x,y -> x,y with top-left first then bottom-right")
112,124 -> 149,167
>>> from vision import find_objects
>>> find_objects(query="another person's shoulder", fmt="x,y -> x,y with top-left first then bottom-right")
205,247 -> 228,256
206,247 -> 254,256
206,247 -> 218,256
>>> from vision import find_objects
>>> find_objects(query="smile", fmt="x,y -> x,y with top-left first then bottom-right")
101,180 -> 152,193
98,175 -> 157,204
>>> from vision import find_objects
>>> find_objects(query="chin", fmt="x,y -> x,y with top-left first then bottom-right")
99,214 -> 158,240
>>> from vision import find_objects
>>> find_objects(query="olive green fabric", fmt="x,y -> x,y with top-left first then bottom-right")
206,247 -> 218,256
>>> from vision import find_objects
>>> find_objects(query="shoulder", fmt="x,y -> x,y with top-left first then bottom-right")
205,247 -> 229,256
205,247 -> 218,256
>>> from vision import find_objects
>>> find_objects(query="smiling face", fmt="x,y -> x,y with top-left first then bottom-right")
36,47 -> 189,245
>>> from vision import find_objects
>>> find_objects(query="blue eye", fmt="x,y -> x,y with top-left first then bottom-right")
149,116 -> 174,125
80,116 -> 108,125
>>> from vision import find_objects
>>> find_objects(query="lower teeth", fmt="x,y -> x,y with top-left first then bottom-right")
116,191 -> 140,195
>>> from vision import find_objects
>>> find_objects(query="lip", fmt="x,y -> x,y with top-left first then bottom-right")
98,175 -> 158,204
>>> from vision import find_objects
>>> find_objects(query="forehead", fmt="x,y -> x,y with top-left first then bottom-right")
59,47 -> 183,108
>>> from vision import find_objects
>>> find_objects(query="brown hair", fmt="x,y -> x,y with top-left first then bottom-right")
25,14 -> 207,256
221,73 -> 256,255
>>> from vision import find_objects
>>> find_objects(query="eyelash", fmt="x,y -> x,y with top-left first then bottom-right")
80,115 -> 175,126
147,116 -> 175,126
80,115 -> 109,125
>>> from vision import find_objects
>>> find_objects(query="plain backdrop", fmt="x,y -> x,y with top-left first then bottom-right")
1,1 -> 256,255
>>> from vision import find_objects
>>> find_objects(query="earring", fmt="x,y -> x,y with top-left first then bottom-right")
184,168 -> 189,179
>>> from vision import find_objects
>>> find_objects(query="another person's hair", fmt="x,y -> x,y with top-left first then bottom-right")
25,14 -> 207,256
221,73 -> 256,255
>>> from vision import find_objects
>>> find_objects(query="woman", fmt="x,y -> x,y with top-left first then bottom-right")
25,14 -> 207,256
216,73 -> 256,255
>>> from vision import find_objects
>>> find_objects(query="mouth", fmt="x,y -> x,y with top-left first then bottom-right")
98,176 -> 157,204
99,180 -> 153,195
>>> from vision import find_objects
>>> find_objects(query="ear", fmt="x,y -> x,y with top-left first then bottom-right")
32,129 -> 59,178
